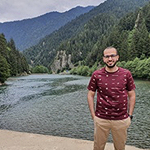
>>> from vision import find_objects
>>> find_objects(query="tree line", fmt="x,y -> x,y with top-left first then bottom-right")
0,34 -> 29,84
70,57 -> 150,80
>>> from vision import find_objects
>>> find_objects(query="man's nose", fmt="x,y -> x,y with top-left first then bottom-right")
108,56 -> 113,60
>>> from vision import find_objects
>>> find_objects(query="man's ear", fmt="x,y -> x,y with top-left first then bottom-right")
117,55 -> 119,61
103,57 -> 105,62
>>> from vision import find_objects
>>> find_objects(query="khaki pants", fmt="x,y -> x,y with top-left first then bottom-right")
93,116 -> 131,150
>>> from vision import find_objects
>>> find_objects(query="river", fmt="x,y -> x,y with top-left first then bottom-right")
0,74 -> 149,149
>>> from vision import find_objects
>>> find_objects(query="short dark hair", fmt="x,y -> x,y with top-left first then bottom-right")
103,46 -> 118,55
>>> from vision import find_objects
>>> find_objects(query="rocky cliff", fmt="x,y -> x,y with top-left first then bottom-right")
51,50 -> 74,73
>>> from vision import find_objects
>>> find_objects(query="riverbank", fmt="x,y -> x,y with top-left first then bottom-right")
0,130 -> 147,150
0,82 -> 6,86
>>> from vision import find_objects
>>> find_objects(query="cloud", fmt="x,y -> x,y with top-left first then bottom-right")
0,0 -> 106,22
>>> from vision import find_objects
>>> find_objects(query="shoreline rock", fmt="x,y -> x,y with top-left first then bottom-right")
0,82 -> 6,86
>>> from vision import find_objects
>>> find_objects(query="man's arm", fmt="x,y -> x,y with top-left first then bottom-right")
87,90 -> 96,120
128,90 -> 136,116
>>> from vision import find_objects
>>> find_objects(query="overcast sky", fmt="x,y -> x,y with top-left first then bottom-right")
0,0 -> 106,23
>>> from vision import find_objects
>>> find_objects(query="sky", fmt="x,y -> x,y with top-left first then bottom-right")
0,0 -> 106,23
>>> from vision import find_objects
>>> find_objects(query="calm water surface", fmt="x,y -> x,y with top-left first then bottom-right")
0,74 -> 149,149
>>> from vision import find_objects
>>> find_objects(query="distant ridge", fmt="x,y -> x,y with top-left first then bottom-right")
0,6 -> 94,51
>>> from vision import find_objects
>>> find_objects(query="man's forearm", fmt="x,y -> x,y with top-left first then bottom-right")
88,99 -> 95,119
87,91 -> 95,119
128,90 -> 136,115
128,99 -> 135,115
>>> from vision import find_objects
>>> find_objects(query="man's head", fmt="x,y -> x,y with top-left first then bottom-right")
103,47 -> 119,68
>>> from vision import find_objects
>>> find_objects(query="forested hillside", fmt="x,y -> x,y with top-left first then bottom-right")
70,2 -> 150,80
0,34 -> 29,84
75,2 -> 150,66
23,0 -> 150,72
0,6 -> 94,51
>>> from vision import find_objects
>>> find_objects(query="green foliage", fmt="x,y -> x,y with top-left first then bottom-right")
135,58 -> 150,79
105,3 -> 150,62
117,61 -> 126,68
0,34 -> 29,83
117,57 -> 150,79
32,65 -> 49,73
70,67 -> 77,75
0,54 -> 10,83
70,62 -> 98,76
60,14 -> 116,65
118,12 -> 137,31
7,38 -> 29,76
70,65 -> 90,76
71,57 -> 150,80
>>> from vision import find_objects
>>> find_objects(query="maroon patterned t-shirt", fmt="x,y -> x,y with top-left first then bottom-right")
87,67 -> 135,120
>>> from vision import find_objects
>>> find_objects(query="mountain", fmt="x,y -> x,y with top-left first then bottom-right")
23,0 -> 150,73
0,6 -> 94,51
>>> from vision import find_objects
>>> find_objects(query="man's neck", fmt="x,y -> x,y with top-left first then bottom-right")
105,66 -> 118,73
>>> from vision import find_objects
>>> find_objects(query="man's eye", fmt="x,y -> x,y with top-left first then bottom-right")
104,54 -> 117,58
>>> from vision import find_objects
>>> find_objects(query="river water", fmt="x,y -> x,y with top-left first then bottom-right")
0,74 -> 149,149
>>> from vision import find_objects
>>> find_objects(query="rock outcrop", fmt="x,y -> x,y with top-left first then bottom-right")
51,50 -> 74,73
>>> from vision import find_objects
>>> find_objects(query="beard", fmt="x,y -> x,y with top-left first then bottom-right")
105,61 -> 117,68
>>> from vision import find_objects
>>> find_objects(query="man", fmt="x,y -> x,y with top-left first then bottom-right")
87,47 -> 136,150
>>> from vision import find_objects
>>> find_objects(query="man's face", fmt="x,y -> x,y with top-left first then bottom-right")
103,48 -> 119,68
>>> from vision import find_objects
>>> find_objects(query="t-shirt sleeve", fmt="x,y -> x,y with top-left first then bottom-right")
87,72 -> 98,92
126,71 -> 136,91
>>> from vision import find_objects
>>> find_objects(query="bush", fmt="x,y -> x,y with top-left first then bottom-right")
70,67 -> 77,74
70,64 -> 95,76
135,58 -> 150,79
81,66 -> 90,76
32,65 -> 49,73
119,57 -> 150,80
70,57 -> 150,80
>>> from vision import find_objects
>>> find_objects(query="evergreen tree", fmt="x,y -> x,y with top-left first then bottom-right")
142,2 -> 150,32
0,34 -> 8,58
7,38 -> 29,76
0,34 -> 29,82
0,54 -> 10,83
129,11 -> 150,59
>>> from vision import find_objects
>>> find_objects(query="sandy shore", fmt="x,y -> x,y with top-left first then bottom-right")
0,130 -> 147,150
